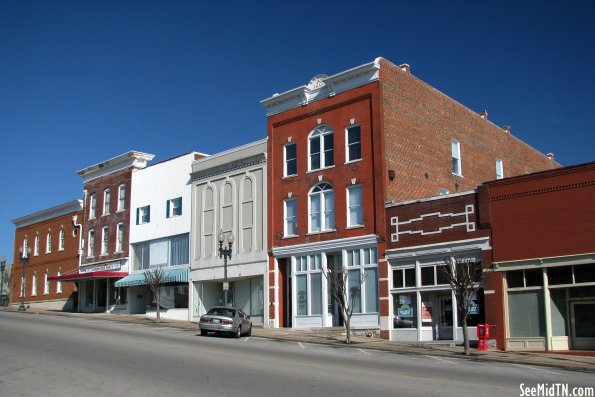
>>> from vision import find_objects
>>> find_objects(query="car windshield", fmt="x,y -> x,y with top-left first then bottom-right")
207,308 -> 236,317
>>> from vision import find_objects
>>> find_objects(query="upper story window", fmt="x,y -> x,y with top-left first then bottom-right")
167,197 -> 183,218
284,198 -> 297,237
117,184 -> 126,212
309,125 -> 334,171
103,189 -> 111,215
309,182 -> 335,233
496,158 -> 504,179
284,143 -> 297,177
346,125 -> 362,162
347,185 -> 363,227
101,226 -> 109,255
34,234 -> 40,256
451,139 -> 462,176
87,229 -> 95,257
116,223 -> 124,252
46,231 -> 52,253
136,205 -> 151,225
89,194 -> 97,219
44,271 -> 49,295
58,228 -> 65,251
221,182 -> 233,233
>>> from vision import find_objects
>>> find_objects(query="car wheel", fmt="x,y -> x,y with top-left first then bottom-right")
245,325 -> 252,337
200,329 -> 207,336
235,326 -> 241,338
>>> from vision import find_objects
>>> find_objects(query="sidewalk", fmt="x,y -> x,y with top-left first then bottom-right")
7,307 -> 595,373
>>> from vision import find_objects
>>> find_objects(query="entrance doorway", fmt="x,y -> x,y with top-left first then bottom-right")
438,296 -> 453,340
327,254 -> 342,327
571,301 -> 595,350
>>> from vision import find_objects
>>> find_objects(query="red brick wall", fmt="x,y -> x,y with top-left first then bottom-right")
266,83 -> 386,251
82,169 -> 132,264
378,58 -> 557,202
11,210 -> 82,305
484,162 -> 595,262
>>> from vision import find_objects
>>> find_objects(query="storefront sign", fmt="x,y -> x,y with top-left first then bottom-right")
80,261 -> 122,274
398,295 -> 413,317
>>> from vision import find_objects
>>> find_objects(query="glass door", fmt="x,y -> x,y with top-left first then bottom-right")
438,295 -> 453,340
571,301 -> 595,350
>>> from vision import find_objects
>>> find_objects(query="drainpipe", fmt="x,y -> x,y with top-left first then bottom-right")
72,215 -> 83,268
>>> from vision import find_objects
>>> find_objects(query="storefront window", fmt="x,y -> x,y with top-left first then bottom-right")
548,267 -> 573,285
311,273 -> 322,315
364,267 -> 378,313
295,255 -> 322,316
394,293 -> 416,328
508,290 -> 545,337
458,290 -> 485,327
296,274 -> 308,316
393,267 -> 416,288
421,266 -> 434,286
549,288 -> 568,336
574,264 -> 595,284
348,270 -> 362,314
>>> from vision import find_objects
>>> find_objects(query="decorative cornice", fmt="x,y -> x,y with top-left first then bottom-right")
12,200 -> 83,228
191,153 -> 266,181
492,252 -> 595,271
385,237 -> 491,260
261,58 -> 381,116
490,180 -> 595,202
272,235 -> 378,257
77,151 -> 155,183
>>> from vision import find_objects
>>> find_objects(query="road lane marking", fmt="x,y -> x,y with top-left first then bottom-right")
298,342 -> 306,349
425,355 -> 459,365
357,348 -> 373,356
243,337 -> 250,342
511,363 -> 560,375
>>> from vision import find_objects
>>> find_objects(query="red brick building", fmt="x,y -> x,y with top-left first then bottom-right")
385,192 -> 490,342
262,57 -> 556,330
479,162 -> 595,351
51,151 -> 154,312
11,200 -> 83,310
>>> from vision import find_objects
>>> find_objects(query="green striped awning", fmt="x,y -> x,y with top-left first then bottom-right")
115,268 -> 188,288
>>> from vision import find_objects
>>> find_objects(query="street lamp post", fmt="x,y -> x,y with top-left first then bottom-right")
217,229 -> 234,307
18,247 -> 31,312
0,256 -> 6,306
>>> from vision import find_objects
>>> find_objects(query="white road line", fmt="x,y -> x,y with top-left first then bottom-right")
425,355 -> 459,365
357,348 -> 373,356
243,337 -> 250,342
511,363 -> 561,375
298,342 -> 306,349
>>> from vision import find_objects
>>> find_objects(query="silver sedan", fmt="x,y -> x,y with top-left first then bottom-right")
199,306 -> 252,338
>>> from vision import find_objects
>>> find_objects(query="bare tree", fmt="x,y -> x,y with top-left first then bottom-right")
323,266 -> 366,344
144,267 -> 165,323
440,257 -> 487,355
1,267 -> 12,307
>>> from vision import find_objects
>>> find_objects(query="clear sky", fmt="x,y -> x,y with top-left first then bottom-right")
1,1 -> 594,263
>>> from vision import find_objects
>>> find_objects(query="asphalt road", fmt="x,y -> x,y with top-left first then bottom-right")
1,312 -> 593,397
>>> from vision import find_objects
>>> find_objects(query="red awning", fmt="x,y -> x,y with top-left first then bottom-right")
48,271 -> 128,282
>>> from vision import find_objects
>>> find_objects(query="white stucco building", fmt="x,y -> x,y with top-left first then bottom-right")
116,152 -> 207,321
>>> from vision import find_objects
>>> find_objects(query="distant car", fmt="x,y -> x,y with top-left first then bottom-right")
199,306 -> 252,338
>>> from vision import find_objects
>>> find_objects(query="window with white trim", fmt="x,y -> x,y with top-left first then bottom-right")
58,228 -> 65,251
34,234 -> 40,256
116,223 -> 124,252
451,139 -> 462,175
103,189 -> 111,215
347,185 -> 363,227
87,229 -> 95,257
46,231 -> 52,253
31,272 -> 37,296
101,226 -> 109,255
117,184 -> 126,212
167,197 -> 182,218
284,198 -> 297,237
44,271 -> 49,295
346,247 -> 378,313
496,158 -> 504,179
309,183 -> 334,233
309,125 -> 334,171
89,193 -> 97,219
295,254 -> 322,316
56,268 -> 62,294
346,124 -> 362,162
136,205 -> 151,224
284,143 -> 297,177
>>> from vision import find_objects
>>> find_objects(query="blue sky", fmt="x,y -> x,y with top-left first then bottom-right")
1,1 -> 594,262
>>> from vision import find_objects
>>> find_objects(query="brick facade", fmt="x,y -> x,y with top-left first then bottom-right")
11,202 -> 82,309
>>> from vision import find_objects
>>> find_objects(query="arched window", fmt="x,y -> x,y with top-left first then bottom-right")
309,125 -> 334,171
117,184 -> 126,211
203,186 -> 215,257
87,229 -> 95,257
309,182 -> 335,232
59,228 -> 65,251
103,189 -> 111,215
46,231 -> 52,253
34,234 -> 40,256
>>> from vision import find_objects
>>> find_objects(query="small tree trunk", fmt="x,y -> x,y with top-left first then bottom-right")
155,289 -> 161,324
462,317 -> 470,356
345,315 -> 351,344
